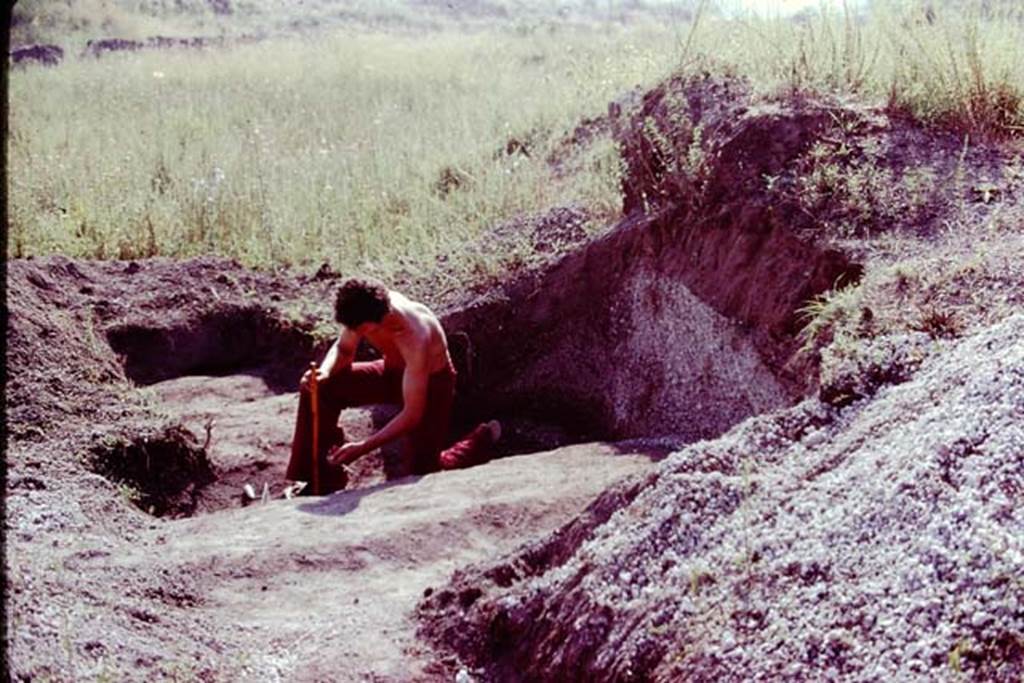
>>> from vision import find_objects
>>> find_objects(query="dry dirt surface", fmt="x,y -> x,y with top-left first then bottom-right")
6,73 -> 1024,681
421,316 -> 1024,681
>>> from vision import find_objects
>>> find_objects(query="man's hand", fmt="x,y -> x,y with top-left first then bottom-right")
327,441 -> 368,465
299,366 -> 329,392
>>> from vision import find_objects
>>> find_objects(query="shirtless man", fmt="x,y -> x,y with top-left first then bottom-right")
285,277 -> 499,493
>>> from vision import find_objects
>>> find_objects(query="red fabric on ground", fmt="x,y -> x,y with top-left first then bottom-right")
286,360 -> 457,491
439,423 -> 497,471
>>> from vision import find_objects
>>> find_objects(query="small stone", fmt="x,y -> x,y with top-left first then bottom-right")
720,630 -> 736,648
803,430 -> 827,448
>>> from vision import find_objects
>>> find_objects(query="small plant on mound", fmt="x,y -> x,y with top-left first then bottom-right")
912,307 -> 963,340
88,423 -> 215,517
797,281 -> 865,356
795,142 -> 942,239
818,331 -> 933,407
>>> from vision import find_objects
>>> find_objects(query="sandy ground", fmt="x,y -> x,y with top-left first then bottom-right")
130,443 -> 657,680
122,373 -> 664,680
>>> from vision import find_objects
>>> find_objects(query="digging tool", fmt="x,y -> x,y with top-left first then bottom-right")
309,361 -> 320,496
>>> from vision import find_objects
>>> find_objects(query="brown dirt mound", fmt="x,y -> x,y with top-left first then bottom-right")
416,72 -> 1024,682
418,317 -> 1024,682
5,256 -> 333,438
88,423 -> 215,517
441,77 -> 865,446
4,256 -> 336,522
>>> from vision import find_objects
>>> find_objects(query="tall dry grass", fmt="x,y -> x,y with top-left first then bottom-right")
694,1 -> 1024,136
9,24 -> 680,273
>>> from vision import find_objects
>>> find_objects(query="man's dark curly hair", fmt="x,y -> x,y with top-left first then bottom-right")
334,277 -> 391,328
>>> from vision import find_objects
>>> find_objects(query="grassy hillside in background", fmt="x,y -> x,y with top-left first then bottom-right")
8,0 -> 1024,278
10,0 -> 697,47
9,23 -> 678,276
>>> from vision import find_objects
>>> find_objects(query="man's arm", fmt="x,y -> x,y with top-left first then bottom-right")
301,327 -> 359,391
328,350 -> 429,464
322,327 -> 359,377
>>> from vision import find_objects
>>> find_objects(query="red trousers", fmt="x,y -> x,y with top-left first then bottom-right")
287,360 -> 493,492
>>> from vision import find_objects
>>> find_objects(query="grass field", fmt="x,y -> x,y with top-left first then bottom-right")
8,20 -> 681,276
9,0 -> 1024,277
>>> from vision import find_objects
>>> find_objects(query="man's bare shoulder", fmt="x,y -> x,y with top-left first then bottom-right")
390,290 -> 437,316
388,291 -> 450,369
390,291 -> 441,329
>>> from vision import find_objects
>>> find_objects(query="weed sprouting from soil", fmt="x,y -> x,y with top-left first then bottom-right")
912,308 -> 963,340
797,280 -> 865,356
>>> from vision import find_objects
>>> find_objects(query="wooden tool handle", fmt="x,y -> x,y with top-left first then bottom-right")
309,361 -> 320,496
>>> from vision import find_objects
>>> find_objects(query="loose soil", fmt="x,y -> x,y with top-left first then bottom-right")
419,74 -> 1024,681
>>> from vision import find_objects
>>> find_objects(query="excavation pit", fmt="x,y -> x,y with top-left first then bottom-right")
133,369 -> 595,516
91,195 -> 860,518
99,302 -> 599,517
105,303 -> 318,392
106,264 -> 813,519
90,87 -> 867,515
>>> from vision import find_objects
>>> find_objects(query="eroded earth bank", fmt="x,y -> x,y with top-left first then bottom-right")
6,75 -> 1024,681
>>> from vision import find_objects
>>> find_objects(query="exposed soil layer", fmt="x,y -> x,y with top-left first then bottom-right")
443,76 -> 868,444
88,423 -> 215,518
106,303 -> 316,391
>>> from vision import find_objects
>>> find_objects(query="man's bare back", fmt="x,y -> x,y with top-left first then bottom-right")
349,291 -> 452,375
